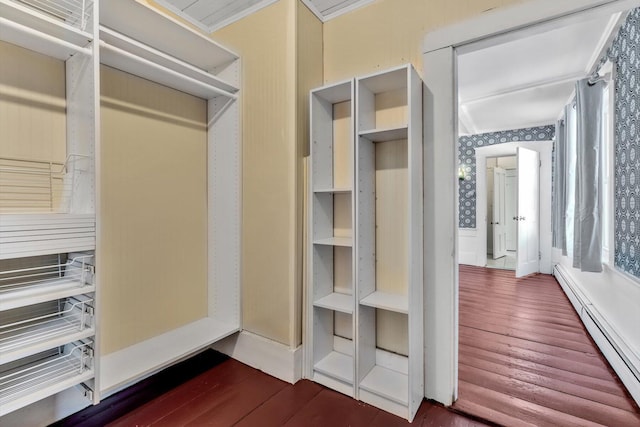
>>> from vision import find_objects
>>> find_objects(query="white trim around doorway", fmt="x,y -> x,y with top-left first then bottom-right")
421,0 -> 637,407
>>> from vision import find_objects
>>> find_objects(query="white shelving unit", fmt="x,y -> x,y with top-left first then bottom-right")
306,65 -> 423,421
355,64 -> 423,422
97,0 -> 242,397
1,0 -> 241,420
0,0 -> 99,417
307,80 -> 357,398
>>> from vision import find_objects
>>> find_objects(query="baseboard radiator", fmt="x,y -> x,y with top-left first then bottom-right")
554,265 -> 640,405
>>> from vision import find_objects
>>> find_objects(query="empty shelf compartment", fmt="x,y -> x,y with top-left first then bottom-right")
360,291 -> 408,314
313,237 -> 352,247
314,351 -> 353,384
0,297 -> 94,364
359,126 -> 408,142
360,365 -> 408,406
314,293 -> 353,314
0,340 -> 94,416
0,255 -> 95,311
313,187 -> 352,194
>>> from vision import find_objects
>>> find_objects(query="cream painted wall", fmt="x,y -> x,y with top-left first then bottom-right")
214,0 -> 323,347
323,0 -> 531,353
100,65 -> 208,355
0,41 -> 66,162
323,0 -> 528,82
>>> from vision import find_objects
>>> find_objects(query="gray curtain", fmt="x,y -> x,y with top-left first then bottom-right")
573,78 -> 604,272
552,117 -> 566,252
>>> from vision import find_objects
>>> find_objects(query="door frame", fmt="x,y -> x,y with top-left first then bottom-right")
421,0 -> 636,406
491,165 -> 507,260
475,142 -> 553,272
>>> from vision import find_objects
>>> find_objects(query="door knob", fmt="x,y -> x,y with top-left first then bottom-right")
495,222 -> 499,225
513,216 -> 518,221
519,216 -> 526,221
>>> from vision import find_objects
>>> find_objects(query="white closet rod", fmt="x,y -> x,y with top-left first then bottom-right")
100,41 -> 238,100
0,16 -> 92,55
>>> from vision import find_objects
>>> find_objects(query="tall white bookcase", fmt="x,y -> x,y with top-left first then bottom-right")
306,65 -> 424,421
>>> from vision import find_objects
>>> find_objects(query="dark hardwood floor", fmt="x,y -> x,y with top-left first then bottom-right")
58,265 -> 640,426
455,265 -> 640,427
102,359 -> 486,426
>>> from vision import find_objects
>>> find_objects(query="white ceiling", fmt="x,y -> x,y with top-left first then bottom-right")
457,13 -> 621,135
156,0 -> 373,32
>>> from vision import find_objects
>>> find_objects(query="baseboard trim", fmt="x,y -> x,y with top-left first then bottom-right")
213,331 -> 302,384
554,264 -> 640,405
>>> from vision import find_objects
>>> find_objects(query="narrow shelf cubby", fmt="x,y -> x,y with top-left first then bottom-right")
311,307 -> 354,396
307,79 -> 356,398
355,64 -> 423,421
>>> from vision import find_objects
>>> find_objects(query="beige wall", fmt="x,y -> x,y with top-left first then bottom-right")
137,0 -> 531,350
323,0 -> 528,82
213,0 -> 299,346
323,0 -> 530,353
0,41 -> 66,162
100,65 -> 208,355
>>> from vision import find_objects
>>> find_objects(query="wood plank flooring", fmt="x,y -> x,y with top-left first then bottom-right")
59,265 -> 640,426
455,265 -> 640,427
105,359 -> 487,426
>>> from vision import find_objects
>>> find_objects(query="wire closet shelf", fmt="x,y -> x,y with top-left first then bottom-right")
0,297 -> 94,355
0,154 -> 89,214
0,340 -> 94,407
0,255 -> 94,298
13,0 -> 93,30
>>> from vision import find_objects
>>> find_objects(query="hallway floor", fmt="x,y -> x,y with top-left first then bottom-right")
455,265 -> 640,426
486,251 -> 516,270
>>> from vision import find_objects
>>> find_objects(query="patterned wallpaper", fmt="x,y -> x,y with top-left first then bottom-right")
458,126 -> 556,228
608,9 -> 640,276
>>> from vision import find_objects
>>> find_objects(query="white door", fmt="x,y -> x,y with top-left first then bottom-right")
516,147 -> 540,278
492,167 -> 507,259
505,171 -> 517,251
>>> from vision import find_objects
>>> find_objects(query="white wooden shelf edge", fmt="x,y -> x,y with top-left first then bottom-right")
360,291 -> 408,314
313,187 -> 352,194
360,365 -> 408,406
100,317 -> 239,395
99,26 -> 238,94
314,293 -> 353,314
359,126 -> 408,143
0,282 -> 96,312
100,0 -> 238,72
313,237 -> 353,247
100,41 -> 236,101
314,351 -> 353,384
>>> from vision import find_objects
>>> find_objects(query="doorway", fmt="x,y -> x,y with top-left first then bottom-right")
486,155 -> 516,270
422,0 -> 636,410
473,141 -> 552,277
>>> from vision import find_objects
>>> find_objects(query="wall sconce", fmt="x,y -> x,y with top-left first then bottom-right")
458,166 -> 466,181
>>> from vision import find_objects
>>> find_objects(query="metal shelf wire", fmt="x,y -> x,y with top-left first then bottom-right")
0,297 -> 94,362
13,0 -> 93,30
0,155 -> 90,214
0,341 -> 94,414
0,255 -> 95,311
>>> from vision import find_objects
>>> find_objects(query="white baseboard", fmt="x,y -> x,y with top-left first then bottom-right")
458,228 -> 480,266
554,265 -> 640,405
213,330 -> 302,384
